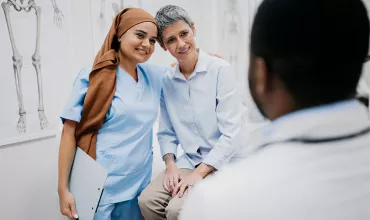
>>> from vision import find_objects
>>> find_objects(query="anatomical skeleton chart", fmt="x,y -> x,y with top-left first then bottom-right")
99,0 -> 143,19
1,0 -> 64,133
221,0 -> 242,64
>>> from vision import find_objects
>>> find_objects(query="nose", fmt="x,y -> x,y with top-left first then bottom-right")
142,38 -> 150,48
177,38 -> 186,49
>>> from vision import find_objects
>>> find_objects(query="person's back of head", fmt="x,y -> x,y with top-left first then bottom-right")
249,0 -> 370,120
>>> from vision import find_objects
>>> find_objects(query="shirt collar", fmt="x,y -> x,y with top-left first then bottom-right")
172,49 -> 210,80
257,99 -> 369,145
117,65 -> 144,88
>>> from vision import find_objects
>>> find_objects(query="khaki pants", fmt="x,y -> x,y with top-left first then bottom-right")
138,169 -> 196,220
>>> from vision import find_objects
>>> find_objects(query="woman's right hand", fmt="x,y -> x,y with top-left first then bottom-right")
163,162 -> 182,193
58,189 -> 79,220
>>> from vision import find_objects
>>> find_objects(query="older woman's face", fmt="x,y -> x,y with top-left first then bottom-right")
119,22 -> 157,63
161,20 -> 196,62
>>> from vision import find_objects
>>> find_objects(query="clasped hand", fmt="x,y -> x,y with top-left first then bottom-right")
163,163 -> 203,198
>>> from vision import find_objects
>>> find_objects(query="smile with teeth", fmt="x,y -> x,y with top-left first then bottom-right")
179,47 -> 190,54
136,48 -> 147,55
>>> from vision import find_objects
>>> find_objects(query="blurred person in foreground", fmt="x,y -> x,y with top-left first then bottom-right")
180,0 -> 370,219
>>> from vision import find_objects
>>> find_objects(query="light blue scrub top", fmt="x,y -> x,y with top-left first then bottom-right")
60,63 -> 167,205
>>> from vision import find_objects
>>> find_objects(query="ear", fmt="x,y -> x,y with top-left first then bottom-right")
254,57 -> 269,97
191,24 -> 196,36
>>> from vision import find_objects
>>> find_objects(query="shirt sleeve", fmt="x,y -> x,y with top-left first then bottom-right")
60,68 -> 90,123
202,65 -> 243,170
157,89 -> 179,159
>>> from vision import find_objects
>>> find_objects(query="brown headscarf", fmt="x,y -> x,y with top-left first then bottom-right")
75,8 -> 157,159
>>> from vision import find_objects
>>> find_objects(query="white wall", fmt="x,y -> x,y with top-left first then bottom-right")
0,137 -> 62,220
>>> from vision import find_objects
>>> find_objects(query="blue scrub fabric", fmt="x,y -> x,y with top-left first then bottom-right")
60,63 -> 167,215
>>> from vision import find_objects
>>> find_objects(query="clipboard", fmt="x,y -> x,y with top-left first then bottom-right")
69,147 -> 108,220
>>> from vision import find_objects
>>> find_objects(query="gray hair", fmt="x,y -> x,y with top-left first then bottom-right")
155,5 -> 194,46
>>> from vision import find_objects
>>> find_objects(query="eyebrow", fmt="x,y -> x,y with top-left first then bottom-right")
164,35 -> 174,41
135,29 -> 157,40
164,29 -> 188,41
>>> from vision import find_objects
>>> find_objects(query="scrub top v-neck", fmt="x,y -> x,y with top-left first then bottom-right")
60,63 -> 166,205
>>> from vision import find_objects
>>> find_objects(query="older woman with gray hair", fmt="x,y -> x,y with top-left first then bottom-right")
138,5 -> 244,220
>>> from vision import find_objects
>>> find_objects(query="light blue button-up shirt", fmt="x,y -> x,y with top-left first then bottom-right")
157,50 -> 243,170
61,63 -> 167,205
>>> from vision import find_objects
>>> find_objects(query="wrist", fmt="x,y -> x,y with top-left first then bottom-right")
163,153 -> 176,165
58,185 -> 69,194
165,160 -> 177,169
193,169 -> 206,179
194,163 -> 214,178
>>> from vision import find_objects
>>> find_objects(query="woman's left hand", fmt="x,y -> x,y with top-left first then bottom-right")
172,171 -> 203,198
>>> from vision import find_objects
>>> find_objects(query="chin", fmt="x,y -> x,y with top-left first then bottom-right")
181,49 -> 197,60
135,55 -> 150,63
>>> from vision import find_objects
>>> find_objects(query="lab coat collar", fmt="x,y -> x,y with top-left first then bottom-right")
258,99 -> 369,146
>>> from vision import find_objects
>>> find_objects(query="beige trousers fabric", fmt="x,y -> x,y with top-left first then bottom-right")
138,169 -> 194,220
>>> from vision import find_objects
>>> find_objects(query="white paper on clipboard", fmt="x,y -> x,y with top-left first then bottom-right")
69,147 -> 108,220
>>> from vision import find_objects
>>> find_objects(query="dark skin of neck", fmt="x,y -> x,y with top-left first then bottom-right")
263,83 -> 355,121
262,84 -> 297,121
253,57 -> 357,121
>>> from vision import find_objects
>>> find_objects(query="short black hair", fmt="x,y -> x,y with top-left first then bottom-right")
251,0 -> 370,106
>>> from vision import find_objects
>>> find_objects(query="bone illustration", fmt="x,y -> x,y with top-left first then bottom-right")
99,0 -> 143,20
222,0 -> 242,64
1,0 -> 64,133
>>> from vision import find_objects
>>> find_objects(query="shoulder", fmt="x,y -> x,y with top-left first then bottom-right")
73,67 -> 91,85
209,56 -> 230,68
138,63 -> 170,89
159,66 -> 176,86
206,53 -> 230,71
202,52 -> 231,79
138,63 -> 169,78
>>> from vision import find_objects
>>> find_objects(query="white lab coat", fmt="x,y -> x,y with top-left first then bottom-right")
180,100 -> 370,220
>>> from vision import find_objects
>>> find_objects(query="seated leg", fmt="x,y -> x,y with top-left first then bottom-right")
138,171 -> 170,220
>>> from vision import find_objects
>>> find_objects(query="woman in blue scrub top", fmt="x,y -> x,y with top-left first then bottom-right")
57,8 -> 166,220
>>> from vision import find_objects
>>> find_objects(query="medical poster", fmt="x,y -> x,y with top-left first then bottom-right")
0,0 -> 73,146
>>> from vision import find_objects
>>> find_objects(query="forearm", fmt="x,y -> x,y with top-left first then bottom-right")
194,163 -> 215,178
58,128 -> 77,193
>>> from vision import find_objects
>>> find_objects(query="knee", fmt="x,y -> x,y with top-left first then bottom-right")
138,188 -> 154,210
165,200 -> 181,220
